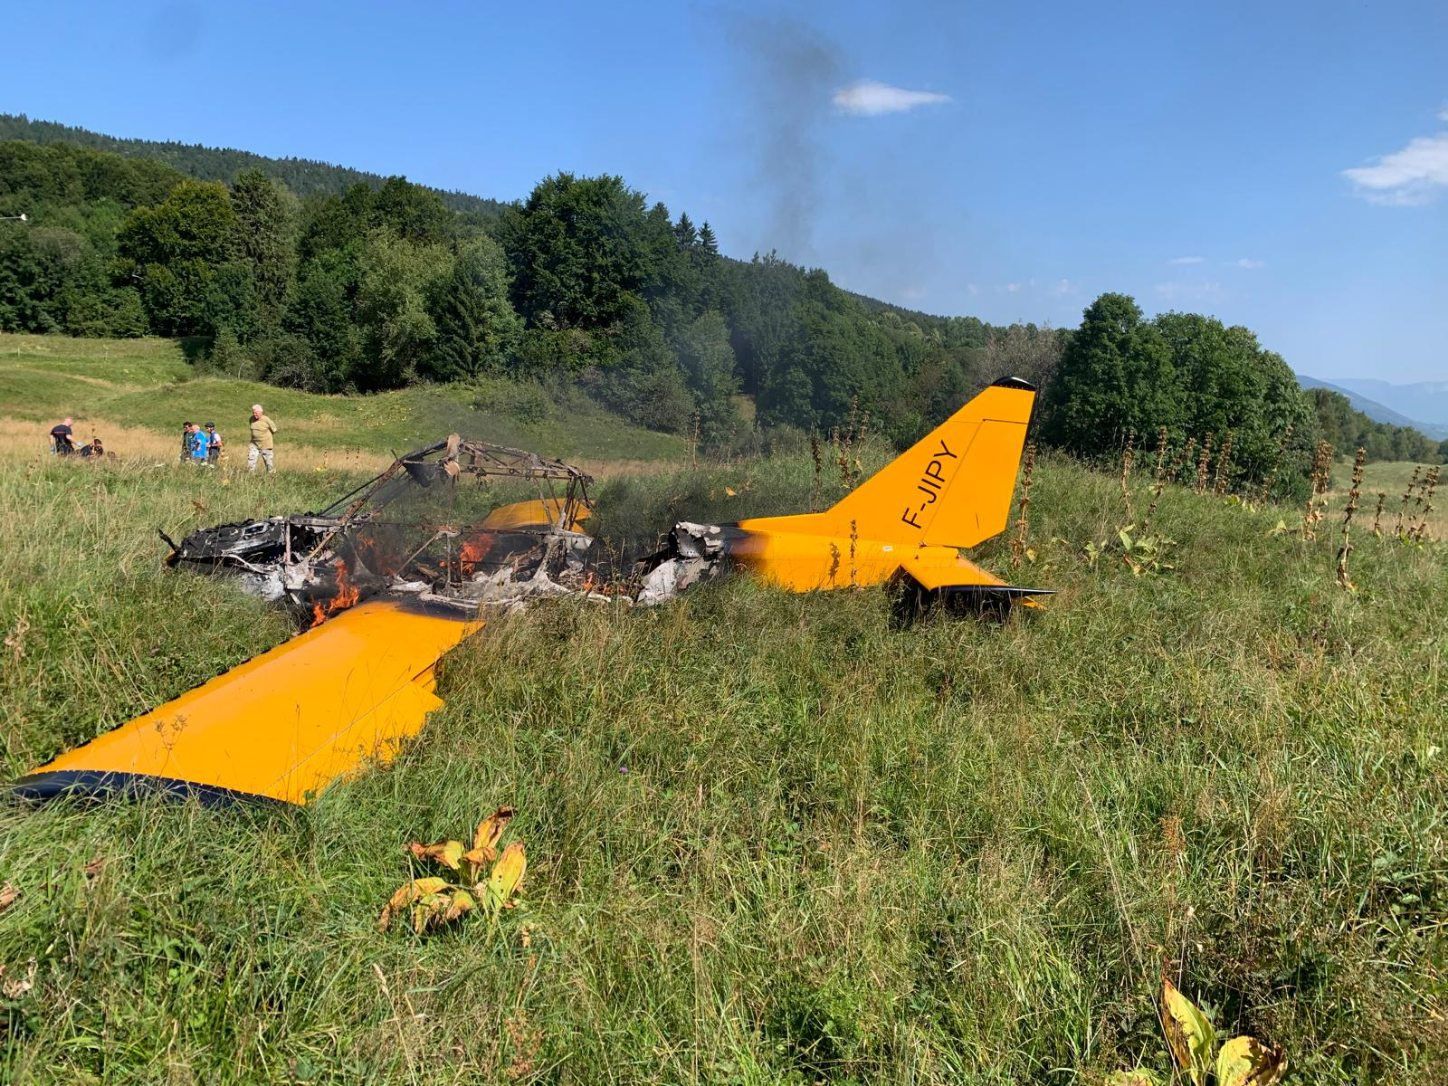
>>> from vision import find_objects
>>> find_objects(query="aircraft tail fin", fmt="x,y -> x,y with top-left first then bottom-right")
828,377 -> 1036,549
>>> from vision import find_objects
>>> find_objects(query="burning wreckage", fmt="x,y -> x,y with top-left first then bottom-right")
160,435 -> 619,618
13,379 -> 1047,808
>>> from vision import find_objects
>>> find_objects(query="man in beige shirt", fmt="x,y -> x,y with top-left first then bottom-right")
247,404 -> 277,472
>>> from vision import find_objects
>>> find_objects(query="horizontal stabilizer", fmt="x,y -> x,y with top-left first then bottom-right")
901,550 -> 1052,599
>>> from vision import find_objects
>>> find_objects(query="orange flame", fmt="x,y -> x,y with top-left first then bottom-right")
458,531 -> 495,577
310,561 -> 361,627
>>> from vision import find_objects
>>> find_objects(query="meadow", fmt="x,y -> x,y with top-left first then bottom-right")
0,423 -> 1444,1083
0,333 -> 686,467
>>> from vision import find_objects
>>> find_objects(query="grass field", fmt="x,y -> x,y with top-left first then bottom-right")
1,430 -> 1444,1083
0,333 -> 687,467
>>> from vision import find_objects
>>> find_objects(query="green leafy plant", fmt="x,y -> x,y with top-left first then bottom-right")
1079,527 -> 1177,575
377,806 -> 527,934
1115,526 -> 1177,576
1111,979 -> 1286,1086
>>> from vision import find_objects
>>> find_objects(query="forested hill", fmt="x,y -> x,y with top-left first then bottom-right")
0,114 -> 506,220
1297,374 -> 1447,441
1,120 -> 1443,485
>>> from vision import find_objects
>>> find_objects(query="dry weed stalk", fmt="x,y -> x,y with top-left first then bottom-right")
848,517 -> 859,587
1394,465 -> 1422,537
808,431 -> 823,511
1010,442 -> 1037,568
835,395 -> 862,489
1256,424 -> 1294,504
1336,447 -> 1365,590
1302,440 -> 1334,539
1371,492 -> 1386,538
1120,430 -> 1136,521
1411,466 -> 1439,542
853,402 -> 872,447
1144,427 -> 1170,530
1177,437 -> 1198,486
1194,434 -> 1214,495
1212,430 -> 1235,496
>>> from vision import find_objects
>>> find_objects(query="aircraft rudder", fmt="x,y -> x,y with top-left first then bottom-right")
827,378 -> 1036,547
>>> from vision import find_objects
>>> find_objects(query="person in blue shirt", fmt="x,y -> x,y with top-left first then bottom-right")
190,423 -> 211,465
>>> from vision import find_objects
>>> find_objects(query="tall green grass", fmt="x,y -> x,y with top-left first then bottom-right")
0,450 -> 1445,1084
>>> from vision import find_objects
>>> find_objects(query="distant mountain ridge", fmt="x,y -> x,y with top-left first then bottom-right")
0,113 -> 509,220
1297,375 -> 1448,440
1334,377 -> 1448,431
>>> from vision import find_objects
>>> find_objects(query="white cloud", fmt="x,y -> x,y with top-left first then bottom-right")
1343,111 -> 1448,205
1005,282 -> 1023,293
1051,278 -> 1078,295
1235,258 -> 1265,269
1167,255 -> 1205,266
832,80 -> 951,116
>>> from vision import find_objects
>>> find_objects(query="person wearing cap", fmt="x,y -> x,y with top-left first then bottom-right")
205,422 -> 223,464
247,404 -> 277,472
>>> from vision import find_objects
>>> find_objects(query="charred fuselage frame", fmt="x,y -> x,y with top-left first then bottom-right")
162,436 -> 598,618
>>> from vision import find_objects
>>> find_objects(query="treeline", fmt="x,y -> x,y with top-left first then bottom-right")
0,138 -> 1058,448
1,128 -> 1442,479
1040,293 -> 1445,485
0,113 -> 504,218
1043,293 -> 1317,488
1307,387 -> 1445,464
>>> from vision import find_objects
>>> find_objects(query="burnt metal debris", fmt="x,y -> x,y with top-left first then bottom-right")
163,436 -> 614,619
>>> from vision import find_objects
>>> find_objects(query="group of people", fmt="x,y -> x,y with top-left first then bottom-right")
49,404 -> 276,471
179,421 -> 223,465
48,417 -> 105,458
180,405 -> 278,471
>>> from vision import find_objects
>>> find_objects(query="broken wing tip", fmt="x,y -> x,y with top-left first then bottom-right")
989,375 -> 1037,392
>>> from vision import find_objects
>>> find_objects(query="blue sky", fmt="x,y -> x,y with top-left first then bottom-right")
3,1 -> 1445,381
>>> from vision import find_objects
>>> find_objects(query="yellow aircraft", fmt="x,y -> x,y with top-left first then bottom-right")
639,376 -> 1045,609
12,378 -> 1041,807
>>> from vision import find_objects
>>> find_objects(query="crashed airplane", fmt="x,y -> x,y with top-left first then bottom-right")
12,378 -> 1044,807
159,434 -> 604,616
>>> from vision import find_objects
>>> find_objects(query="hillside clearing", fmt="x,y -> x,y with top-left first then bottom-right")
0,333 -> 687,465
